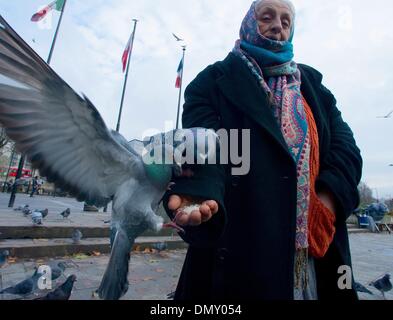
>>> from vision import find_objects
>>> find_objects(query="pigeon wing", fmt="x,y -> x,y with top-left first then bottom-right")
0,16 -> 142,207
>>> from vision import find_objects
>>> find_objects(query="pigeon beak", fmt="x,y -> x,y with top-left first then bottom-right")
173,163 -> 183,178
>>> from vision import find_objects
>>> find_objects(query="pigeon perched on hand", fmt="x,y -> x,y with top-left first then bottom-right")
369,274 -> 393,299
72,229 -> 83,244
354,281 -> 373,295
0,268 -> 42,296
34,275 -> 76,300
0,16 -> 219,301
60,208 -> 71,219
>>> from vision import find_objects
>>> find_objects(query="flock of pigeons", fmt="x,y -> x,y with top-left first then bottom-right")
0,257 -> 76,300
14,205 -> 71,226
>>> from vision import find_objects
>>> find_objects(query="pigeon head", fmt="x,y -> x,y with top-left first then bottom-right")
1,250 -> 10,257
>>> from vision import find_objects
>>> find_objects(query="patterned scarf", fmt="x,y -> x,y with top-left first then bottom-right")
232,1 -> 311,288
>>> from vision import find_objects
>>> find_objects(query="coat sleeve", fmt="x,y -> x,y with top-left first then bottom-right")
315,84 -> 363,223
162,66 -> 228,248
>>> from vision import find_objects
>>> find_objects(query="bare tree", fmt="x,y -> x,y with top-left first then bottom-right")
358,181 -> 376,207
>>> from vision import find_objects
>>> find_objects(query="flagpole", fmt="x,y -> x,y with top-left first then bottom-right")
8,0 -> 67,207
116,19 -> 138,133
176,46 -> 186,130
47,0 -> 67,65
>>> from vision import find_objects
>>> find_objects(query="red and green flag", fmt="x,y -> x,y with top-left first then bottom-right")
122,31 -> 135,73
31,0 -> 65,22
175,57 -> 184,88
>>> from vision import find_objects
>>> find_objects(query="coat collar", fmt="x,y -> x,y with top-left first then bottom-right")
216,53 -> 294,161
216,53 -> 324,164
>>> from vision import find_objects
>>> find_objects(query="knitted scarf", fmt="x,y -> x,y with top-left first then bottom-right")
232,1 -> 311,288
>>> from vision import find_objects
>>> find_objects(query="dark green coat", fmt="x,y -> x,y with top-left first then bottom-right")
163,53 -> 362,300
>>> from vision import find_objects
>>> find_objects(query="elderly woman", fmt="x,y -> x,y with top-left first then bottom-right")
164,0 -> 362,300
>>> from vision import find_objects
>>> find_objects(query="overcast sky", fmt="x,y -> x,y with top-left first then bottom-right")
0,0 -> 392,198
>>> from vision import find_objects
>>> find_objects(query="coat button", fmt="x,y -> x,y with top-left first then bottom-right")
231,176 -> 241,187
216,248 -> 229,262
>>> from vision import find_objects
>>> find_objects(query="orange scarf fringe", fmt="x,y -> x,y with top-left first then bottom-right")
303,98 -> 336,259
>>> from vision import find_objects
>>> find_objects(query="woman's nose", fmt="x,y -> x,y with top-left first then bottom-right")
270,18 -> 283,33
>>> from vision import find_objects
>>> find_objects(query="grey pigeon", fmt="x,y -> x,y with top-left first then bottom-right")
44,261 -> 66,281
14,204 -> 29,211
60,208 -> 71,219
152,242 -> 167,253
0,268 -> 42,296
35,275 -> 76,300
23,207 -> 32,216
31,211 -> 43,225
354,281 -> 373,295
0,250 -> 9,268
37,208 -> 49,219
369,274 -> 392,299
0,16 -> 219,300
72,229 -> 83,244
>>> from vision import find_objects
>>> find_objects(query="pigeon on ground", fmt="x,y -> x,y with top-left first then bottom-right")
34,275 -> 76,300
0,250 -> 9,291
0,268 -> 42,296
60,208 -> 71,219
0,250 -> 9,268
41,261 -> 67,281
23,207 -> 32,216
152,242 -> 167,253
31,211 -> 43,225
369,274 -> 393,299
354,281 -> 373,295
36,208 -> 49,219
0,16 -> 219,300
14,204 -> 29,211
72,229 -> 83,244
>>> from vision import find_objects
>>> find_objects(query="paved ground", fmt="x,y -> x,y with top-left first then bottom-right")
0,232 -> 392,300
0,192 -> 392,300
0,192 -> 111,228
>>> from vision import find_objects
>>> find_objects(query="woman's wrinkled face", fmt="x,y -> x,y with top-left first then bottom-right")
255,0 -> 293,41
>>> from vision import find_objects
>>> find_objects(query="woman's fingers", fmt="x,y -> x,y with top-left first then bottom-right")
204,200 -> 219,214
168,195 -> 182,211
169,195 -> 219,226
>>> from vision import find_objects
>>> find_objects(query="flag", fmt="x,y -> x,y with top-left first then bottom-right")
122,31 -> 134,73
175,57 -> 184,88
31,0 -> 65,22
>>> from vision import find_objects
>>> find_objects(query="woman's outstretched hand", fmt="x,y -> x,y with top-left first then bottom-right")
168,195 -> 219,227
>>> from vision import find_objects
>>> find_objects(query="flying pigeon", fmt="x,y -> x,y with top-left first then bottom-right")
34,275 -> 76,300
60,208 -> 71,219
172,33 -> 184,42
369,274 -> 392,299
0,16 -> 219,300
72,229 -> 83,244
377,110 -> 393,119
0,268 -> 42,296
